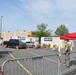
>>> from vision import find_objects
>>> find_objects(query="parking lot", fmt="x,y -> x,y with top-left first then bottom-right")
0,45 -> 58,65
0,41 -> 76,75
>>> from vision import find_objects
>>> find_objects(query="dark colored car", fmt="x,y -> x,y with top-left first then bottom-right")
3,39 -> 27,49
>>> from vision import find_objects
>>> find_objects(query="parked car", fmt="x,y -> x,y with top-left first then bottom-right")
26,41 -> 40,48
0,38 -> 3,45
3,39 -> 27,49
26,41 -> 35,48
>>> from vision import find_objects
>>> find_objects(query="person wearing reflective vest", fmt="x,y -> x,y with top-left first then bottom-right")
64,39 -> 71,68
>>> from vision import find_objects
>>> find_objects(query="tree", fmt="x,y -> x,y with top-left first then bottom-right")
34,23 -> 52,43
54,24 -> 69,36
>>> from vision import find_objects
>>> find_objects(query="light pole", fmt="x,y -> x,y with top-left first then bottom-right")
0,16 -> 3,38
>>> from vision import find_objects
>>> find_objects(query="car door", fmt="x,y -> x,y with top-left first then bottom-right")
8,39 -> 14,46
26,42 -> 31,47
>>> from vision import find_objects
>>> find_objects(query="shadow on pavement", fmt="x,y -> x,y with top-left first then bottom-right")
0,51 -> 13,58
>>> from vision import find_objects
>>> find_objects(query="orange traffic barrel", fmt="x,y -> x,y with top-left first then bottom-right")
46,45 -> 49,50
16,46 -> 19,50
27,46 -> 30,52
34,46 -> 37,50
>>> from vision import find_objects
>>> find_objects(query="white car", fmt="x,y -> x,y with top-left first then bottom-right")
26,41 -> 35,48
0,38 -> 3,45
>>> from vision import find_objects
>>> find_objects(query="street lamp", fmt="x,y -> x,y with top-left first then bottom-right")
0,16 -> 3,38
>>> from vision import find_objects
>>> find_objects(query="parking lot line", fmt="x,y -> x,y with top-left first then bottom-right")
29,52 -> 58,63
40,49 -> 57,54
29,51 -> 75,70
9,53 -> 32,75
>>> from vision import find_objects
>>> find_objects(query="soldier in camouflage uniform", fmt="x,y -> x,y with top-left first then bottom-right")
64,40 -> 71,68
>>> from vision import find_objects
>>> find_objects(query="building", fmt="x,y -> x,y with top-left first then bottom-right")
41,36 -> 64,48
1,31 -> 73,48
1,31 -> 38,42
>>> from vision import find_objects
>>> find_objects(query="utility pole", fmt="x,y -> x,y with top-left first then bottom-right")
0,16 -> 3,38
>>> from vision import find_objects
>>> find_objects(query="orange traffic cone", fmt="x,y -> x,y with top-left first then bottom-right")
27,47 -> 30,52
34,46 -> 37,50
46,45 -> 49,50
3,45 -> 7,48
16,46 -> 19,50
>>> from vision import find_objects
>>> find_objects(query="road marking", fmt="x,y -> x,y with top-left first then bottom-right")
9,49 -> 75,72
9,53 -> 32,75
29,51 -> 75,70
29,52 -> 58,63
40,49 -> 56,54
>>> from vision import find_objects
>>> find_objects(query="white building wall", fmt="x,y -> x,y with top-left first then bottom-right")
25,37 -> 39,42
41,37 -> 64,48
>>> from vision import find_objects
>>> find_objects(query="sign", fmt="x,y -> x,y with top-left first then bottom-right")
44,38 -> 53,41
20,37 -> 25,40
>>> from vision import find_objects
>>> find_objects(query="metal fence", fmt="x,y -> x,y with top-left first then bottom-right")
60,52 -> 76,75
0,54 -> 59,75
0,52 -> 76,75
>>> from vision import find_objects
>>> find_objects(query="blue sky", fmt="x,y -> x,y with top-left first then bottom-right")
0,0 -> 76,33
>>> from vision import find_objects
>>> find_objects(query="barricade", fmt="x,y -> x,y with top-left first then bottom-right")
16,46 -> 19,50
27,46 -> 30,52
1,52 -> 76,75
60,52 -> 76,75
1,54 -> 59,75
45,45 -> 49,50
34,46 -> 37,50
0,71 -> 4,75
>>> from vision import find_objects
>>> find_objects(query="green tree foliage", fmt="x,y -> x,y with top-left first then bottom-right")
54,24 -> 69,36
34,23 -> 52,43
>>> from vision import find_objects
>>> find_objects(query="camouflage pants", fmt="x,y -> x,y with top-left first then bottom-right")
65,52 -> 70,67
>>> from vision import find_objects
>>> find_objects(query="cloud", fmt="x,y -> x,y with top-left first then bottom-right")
56,0 -> 76,12
20,0 -> 55,13
55,0 -> 76,19
19,0 -> 76,22
18,0 -> 76,32
19,0 -> 56,22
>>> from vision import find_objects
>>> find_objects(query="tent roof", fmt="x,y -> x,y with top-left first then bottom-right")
60,32 -> 76,40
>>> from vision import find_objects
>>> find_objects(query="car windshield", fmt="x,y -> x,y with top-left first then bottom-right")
26,42 -> 30,43
31,42 -> 35,44
19,40 -> 23,43
26,41 -> 35,44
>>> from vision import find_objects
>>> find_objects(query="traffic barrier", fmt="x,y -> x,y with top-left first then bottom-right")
34,46 -> 37,50
1,54 -> 59,75
16,46 -> 19,50
45,45 -> 49,50
0,71 -> 4,75
27,46 -> 30,52
1,52 -> 76,75
3,45 -> 7,48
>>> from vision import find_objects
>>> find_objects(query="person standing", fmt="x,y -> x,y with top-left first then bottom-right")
64,39 -> 71,68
